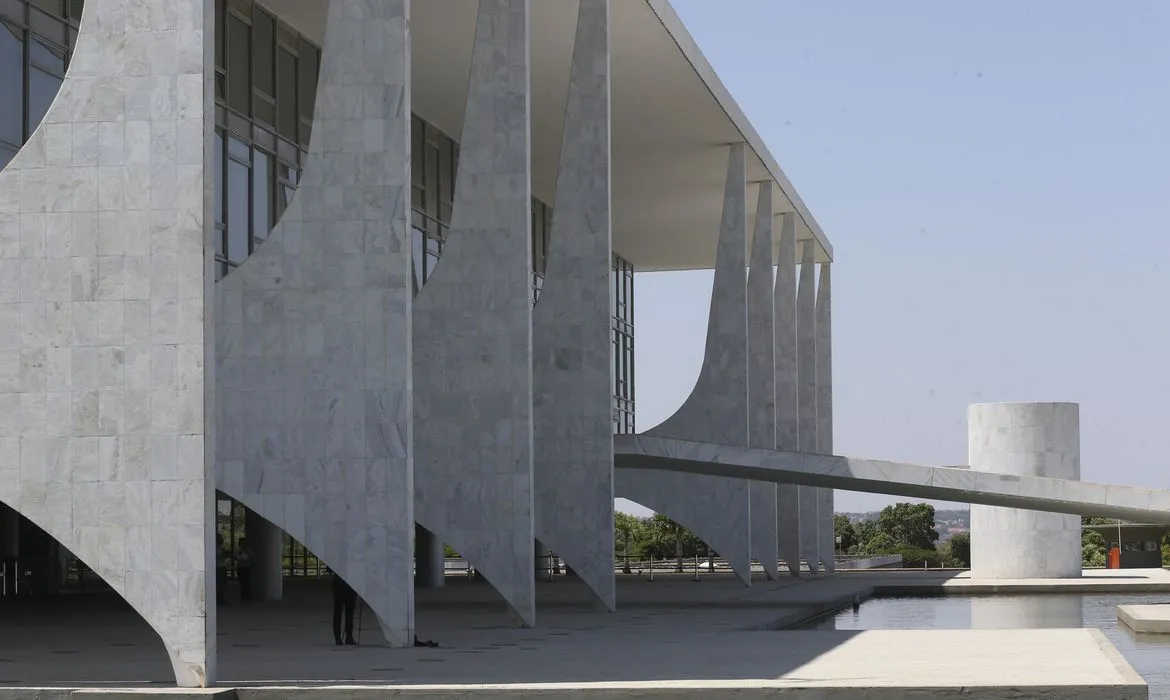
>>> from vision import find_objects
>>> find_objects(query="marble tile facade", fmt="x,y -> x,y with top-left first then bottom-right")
616,143 -> 753,586
796,241 -> 820,572
0,0 -> 214,685
413,0 -> 536,627
532,0 -> 615,613
747,182 -> 778,581
774,214 -> 801,576
969,403 -> 1082,579
214,0 -> 415,646
815,263 -> 835,572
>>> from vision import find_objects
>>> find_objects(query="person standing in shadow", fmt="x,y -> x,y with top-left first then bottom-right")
215,533 -> 230,606
331,572 -> 358,646
236,537 -> 253,602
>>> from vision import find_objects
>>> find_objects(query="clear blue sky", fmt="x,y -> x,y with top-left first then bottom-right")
626,0 -> 1170,514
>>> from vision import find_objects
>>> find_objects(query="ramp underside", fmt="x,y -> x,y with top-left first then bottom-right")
614,435 -> 1170,525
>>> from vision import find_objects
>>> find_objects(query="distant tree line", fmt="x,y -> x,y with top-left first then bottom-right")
834,503 -> 969,568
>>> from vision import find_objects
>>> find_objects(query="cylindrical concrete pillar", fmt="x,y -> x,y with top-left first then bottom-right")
969,402 -> 1081,579
415,524 -> 445,588
244,509 -> 284,601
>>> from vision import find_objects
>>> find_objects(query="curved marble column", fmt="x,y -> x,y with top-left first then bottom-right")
797,240 -> 820,572
215,0 -> 415,646
747,182 -> 778,582
616,142 -> 752,586
0,0 -> 214,685
774,213 -> 801,576
533,0 -> 615,612
815,263 -> 834,572
413,0 -> 536,627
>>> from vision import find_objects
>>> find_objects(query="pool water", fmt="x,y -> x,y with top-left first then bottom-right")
796,594 -> 1170,698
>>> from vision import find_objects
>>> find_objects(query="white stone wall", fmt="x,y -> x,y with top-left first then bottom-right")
413,0 -> 536,627
617,142 -> 753,586
747,182 -> 778,581
969,402 -> 1082,579
215,0 -> 415,646
774,213 -> 801,576
815,263 -> 835,572
0,0 -> 214,685
533,0 -> 615,613
796,241 -> 820,572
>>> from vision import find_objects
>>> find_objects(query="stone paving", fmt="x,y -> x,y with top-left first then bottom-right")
0,570 -> 1157,697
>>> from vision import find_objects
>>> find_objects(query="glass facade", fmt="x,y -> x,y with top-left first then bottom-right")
187,0 -> 636,429
0,0 -> 84,170
409,114 -> 552,303
212,0 -> 318,281
612,255 -> 635,433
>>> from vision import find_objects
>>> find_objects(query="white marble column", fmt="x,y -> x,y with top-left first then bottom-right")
616,142 -> 753,586
0,0 -> 215,684
244,510 -> 283,602
797,240 -> 820,573
216,0 -> 415,647
533,0 -> 615,612
747,182 -> 778,582
413,0 -> 536,627
774,214 -> 801,576
415,525 -> 445,589
969,403 -> 1082,579
815,263 -> 835,572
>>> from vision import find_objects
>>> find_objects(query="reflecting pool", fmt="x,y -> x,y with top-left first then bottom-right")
797,594 -> 1170,698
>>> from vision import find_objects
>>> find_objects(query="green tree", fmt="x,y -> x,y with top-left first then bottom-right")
614,512 -> 640,574
948,533 -> 971,568
1082,528 -> 1107,568
834,514 -> 858,553
854,518 -> 880,552
650,514 -> 688,572
876,502 -> 939,550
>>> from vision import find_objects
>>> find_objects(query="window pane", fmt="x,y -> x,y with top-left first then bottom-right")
30,35 -> 66,73
227,158 -> 250,263
0,144 -> 14,171
0,1 -> 22,23
253,149 -> 271,242
29,8 -> 66,46
424,144 -> 439,217
214,131 -> 224,224
214,0 -> 224,68
28,67 -> 62,134
68,0 -> 83,23
227,13 -> 250,115
31,0 -> 65,18
411,228 -> 424,292
252,8 -> 274,96
0,21 -> 22,145
276,46 -> 297,141
299,41 -> 318,126
439,136 -> 453,206
227,134 -> 249,160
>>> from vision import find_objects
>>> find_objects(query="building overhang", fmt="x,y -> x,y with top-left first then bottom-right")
258,0 -> 833,270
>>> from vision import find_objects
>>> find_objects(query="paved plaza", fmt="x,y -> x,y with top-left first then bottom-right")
0,572 -> 1157,698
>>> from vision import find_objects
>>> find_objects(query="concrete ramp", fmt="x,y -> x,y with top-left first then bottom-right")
615,434 -> 1170,525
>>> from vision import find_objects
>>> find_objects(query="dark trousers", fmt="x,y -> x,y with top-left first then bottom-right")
238,566 -> 252,601
332,586 -> 357,642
